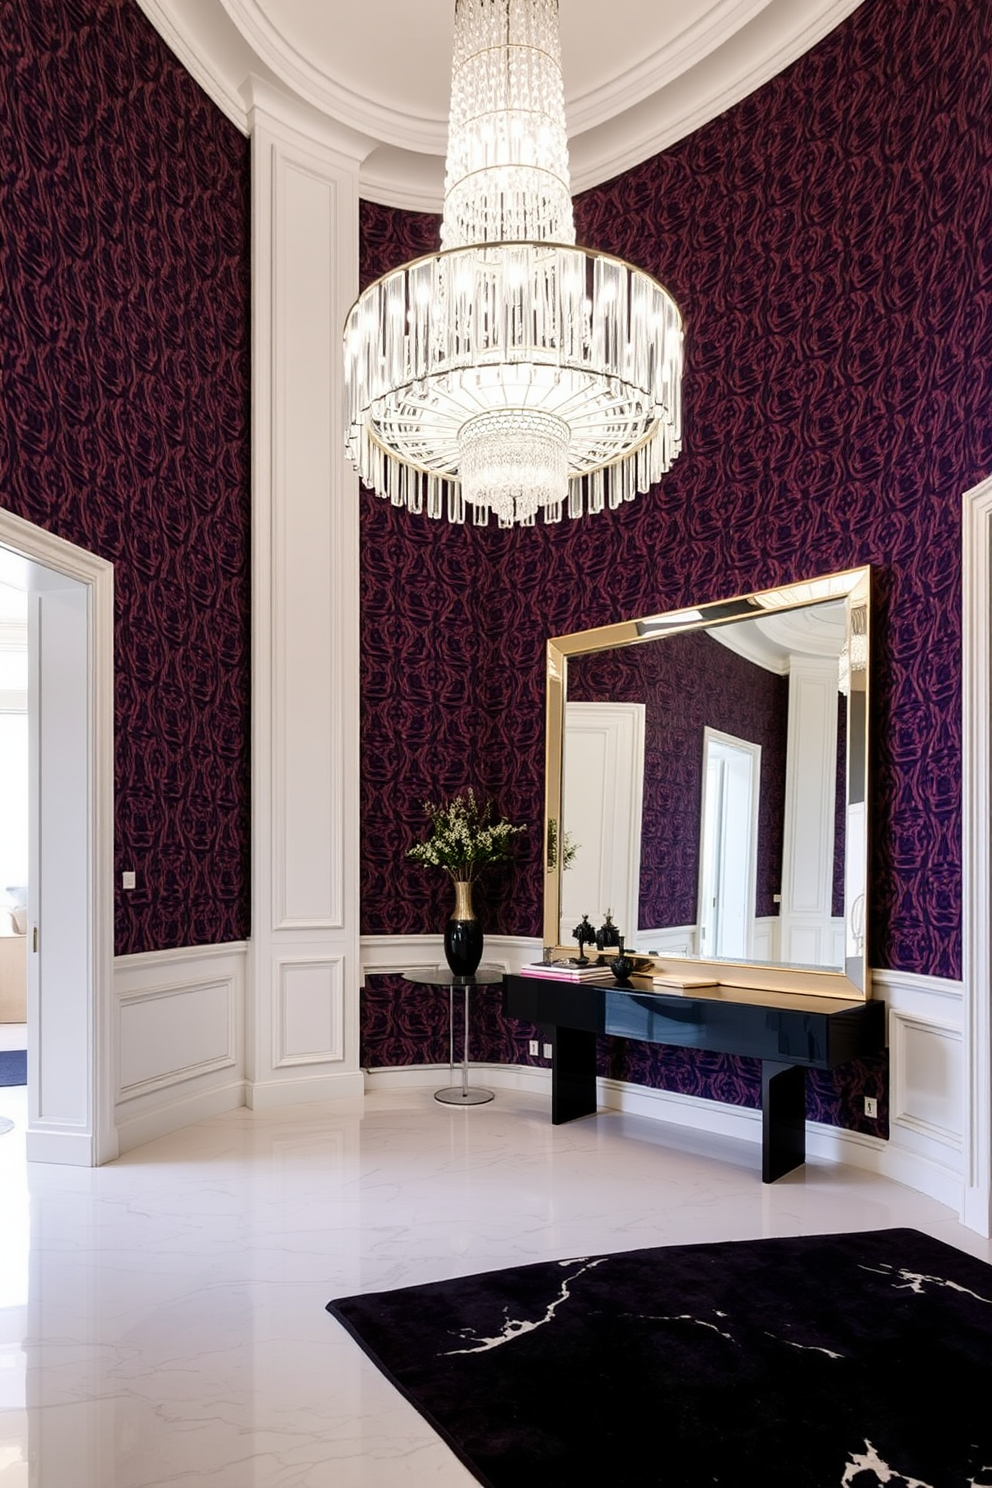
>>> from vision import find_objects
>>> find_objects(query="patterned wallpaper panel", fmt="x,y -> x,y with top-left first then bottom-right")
1,0 -> 251,951
360,0 -> 992,977
360,0 -> 992,1131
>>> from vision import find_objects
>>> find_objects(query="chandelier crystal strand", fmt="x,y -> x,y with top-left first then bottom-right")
343,0 -> 684,527
441,0 -> 575,250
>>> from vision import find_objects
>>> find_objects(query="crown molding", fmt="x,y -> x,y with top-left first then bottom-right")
132,0 -> 251,133
218,0 -> 449,154
138,0 -> 865,205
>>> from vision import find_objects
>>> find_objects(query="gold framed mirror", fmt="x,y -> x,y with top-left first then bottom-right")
543,567 -> 871,1000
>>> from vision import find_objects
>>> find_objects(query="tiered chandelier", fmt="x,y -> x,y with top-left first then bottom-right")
343,0 -> 684,528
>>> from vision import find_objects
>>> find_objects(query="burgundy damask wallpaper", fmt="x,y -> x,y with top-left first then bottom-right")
1,0 -> 251,951
360,0 -> 992,1133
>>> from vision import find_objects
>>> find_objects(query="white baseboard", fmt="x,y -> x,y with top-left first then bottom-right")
246,1069 -> 366,1109
364,1062 -> 552,1097
116,1077 -> 247,1155
25,1128 -> 98,1165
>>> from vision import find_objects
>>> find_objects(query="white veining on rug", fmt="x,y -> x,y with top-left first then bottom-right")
860,1262 -> 992,1306
774,1334 -> 843,1358
632,1309 -> 735,1341
441,1257 -> 608,1354
1,1084 -> 991,1487
841,1438 -> 934,1487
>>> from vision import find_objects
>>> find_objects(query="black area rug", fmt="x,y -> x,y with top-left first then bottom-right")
0,1050 -> 26,1086
328,1228 -> 992,1488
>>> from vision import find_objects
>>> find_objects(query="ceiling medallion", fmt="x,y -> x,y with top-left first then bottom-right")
344,0 -> 684,527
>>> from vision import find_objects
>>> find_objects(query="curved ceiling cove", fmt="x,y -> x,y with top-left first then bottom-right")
136,0 -> 865,205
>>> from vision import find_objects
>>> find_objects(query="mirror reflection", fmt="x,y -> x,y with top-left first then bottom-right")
546,569 -> 869,997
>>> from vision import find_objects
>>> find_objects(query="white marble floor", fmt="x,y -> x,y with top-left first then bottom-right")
0,1082 -> 989,1488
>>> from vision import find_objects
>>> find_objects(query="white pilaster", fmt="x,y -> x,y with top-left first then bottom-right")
962,473 -> 992,1235
247,87 -> 364,1107
778,656 -> 840,966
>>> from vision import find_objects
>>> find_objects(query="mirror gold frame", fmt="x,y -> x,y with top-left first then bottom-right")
543,567 -> 871,1001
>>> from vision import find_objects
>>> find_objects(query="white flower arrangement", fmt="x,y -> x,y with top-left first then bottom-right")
407,789 -> 526,884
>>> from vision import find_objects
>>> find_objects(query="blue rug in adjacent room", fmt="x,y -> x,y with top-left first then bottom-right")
0,1050 -> 26,1086
327,1227 -> 992,1488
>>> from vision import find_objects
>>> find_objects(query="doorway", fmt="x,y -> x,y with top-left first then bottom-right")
698,728 -> 761,960
0,511 -> 115,1166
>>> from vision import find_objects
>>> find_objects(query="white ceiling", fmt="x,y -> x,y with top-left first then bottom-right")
136,0 -> 863,207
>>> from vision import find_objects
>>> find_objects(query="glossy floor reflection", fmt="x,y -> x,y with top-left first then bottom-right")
0,1084 -> 989,1487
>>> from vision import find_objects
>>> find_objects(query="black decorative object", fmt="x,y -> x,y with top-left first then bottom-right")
444,880 -> 484,976
571,914 -> 596,963
329,1228 -> 992,1488
595,911 -> 620,951
608,935 -> 634,984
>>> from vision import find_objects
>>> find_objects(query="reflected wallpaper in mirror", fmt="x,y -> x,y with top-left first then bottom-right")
544,569 -> 870,999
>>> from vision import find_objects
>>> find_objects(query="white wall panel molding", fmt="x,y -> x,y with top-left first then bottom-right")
249,98 -> 362,1109
274,957 -> 345,1066
864,968 -> 965,1198
117,981 -> 239,1099
888,1011 -> 963,1156
113,943 -> 248,1154
871,967 -> 964,1011
962,473 -> 992,1235
114,940 -> 249,972
360,933 -> 542,980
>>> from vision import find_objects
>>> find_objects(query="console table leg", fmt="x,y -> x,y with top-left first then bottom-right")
551,1027 -> 598,1124
761,1061 -> 807,1182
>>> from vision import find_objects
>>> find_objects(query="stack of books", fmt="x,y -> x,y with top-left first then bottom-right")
519,961 -> 616,982
650,972 -> 719,990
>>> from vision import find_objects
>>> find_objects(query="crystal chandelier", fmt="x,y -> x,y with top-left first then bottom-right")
343,0 -> 684,528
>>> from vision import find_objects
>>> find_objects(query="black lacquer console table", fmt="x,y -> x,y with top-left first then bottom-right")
503,974 -> 885,1182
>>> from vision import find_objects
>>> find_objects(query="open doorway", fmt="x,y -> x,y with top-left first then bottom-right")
698,728 -> 761,960
0,512 -> 114,1166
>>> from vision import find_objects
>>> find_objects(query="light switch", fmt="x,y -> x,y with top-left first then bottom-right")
122,871 -> 136,890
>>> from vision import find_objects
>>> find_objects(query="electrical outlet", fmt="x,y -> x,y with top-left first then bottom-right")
542,1042 -> 553,1060
864,1096 -> 878,1119
528,1040 -> 539,1057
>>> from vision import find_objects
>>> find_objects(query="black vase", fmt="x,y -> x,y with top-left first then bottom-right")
609,936 -> 635,985
444,880 -> 484,976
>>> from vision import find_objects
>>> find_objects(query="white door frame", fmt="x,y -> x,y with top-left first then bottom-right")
0,509 -> 116,1166
962,474 -> 992,1235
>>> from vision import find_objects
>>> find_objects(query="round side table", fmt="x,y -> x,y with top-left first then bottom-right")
402,966 -> 504,1105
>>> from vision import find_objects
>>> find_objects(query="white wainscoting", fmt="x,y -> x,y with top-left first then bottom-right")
360,933 -> 540,979
362,936 -> 971,1217
634,925 -> 698,956
114,943 -> 248,1153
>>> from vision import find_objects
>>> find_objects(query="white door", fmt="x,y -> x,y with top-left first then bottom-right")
0,513 -> 115,1167
27,579 -> 91,1150
560,702 -> 645,946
